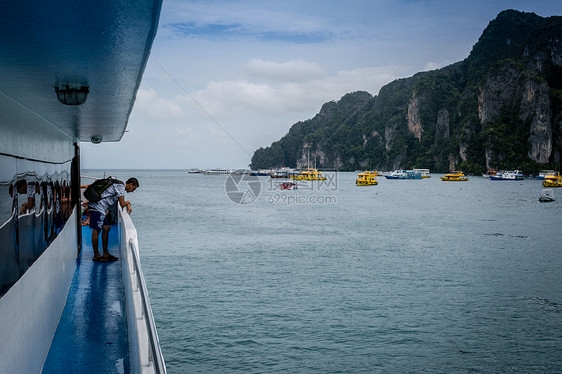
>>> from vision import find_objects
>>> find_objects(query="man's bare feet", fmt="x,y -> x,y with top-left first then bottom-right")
101,254 -> 118,261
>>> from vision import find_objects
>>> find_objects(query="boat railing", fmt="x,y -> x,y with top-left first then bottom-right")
129,238 -> 167,374
120,209 -> 167,374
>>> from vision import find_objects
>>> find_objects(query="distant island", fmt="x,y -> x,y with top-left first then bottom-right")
250,10 -> 562,174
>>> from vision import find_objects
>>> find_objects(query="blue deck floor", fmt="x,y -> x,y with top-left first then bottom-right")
42,225 -> 130,374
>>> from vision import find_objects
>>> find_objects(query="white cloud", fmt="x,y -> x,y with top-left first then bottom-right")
135,88 -> 184,120
177,64 -> 399,122
121,61 -> 427,170
175,80 -> 275,120
245,59 -> 325,81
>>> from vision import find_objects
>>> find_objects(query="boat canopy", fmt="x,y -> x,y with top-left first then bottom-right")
0,0 -> 162,152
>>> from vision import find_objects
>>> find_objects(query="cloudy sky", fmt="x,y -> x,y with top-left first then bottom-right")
81,0 -> 561,170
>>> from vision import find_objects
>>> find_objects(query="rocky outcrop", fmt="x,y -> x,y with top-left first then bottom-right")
362,130 -> 380,148
393,149 -> 408,171
407,90 -> 423,141
459,128 -> 470,163
297,143 -> 328,169
478,61 -> 524,124
250,10 -> 562,173
520,77 -> 552,163
448,154 -> 458,172
434,109 -> 450,145
549,37 -> 562,66
478,60 -> 553,165
384,125 -> 396,151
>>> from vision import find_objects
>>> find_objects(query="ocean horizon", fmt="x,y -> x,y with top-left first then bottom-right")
82,169 -> 562,373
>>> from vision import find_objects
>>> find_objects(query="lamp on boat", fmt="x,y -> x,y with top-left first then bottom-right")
54,85 -> 89,105
90,135 -> 103,144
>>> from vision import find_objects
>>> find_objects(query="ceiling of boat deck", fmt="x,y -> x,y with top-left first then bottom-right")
0,0 -> 162,143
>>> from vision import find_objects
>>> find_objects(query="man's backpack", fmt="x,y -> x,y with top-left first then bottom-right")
83,177 -> 123,203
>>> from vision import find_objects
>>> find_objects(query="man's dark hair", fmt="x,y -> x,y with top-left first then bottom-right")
126,177 -> 139,187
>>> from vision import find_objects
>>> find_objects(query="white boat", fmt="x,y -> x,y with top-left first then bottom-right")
385,170 -> 421,179
412,168 -> 431,178
482,169 -> 498,178
385,170 -> 408,179
538,189 -> 555,203
489,170 -> 524,180
202,168 -> 229,175
229,169 -> 252,175
0,2 -> 166,373
538,170 -> 557,180
270,167 -> 296,178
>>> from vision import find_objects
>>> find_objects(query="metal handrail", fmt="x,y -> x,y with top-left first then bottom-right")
128,238 -> 167,373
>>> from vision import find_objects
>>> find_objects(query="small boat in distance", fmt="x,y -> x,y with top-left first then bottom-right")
441,171 -> 469,181
250,170 -> 272,176
412,168 -> 430,178
385,170 -> 407,179
291,168 -> 327,181
538,189 -> 555,202
356,171 -> 378,186
543,173 -> 562,187
482,169 -> 498,178
385,170 -> 421,179
538,170 -> 557,180
489,170 -> 524,180
202,168 -> 229,175
280,181 -> 298,190
270,167 -> 296,178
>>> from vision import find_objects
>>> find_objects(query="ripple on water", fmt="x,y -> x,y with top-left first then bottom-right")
122,171 -> 562,373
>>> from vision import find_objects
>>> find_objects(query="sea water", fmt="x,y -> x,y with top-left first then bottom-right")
83,170 -> 562,373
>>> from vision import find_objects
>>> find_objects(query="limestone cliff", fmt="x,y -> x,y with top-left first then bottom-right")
520,77 -> 552,163
251,10 -> 562,173
407,90 -> 423,141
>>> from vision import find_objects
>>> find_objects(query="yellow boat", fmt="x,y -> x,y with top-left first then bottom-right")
356,171 -> 378,186
291,168 -> 327,181
440,171 -> 469,181
543,174 -> 562,187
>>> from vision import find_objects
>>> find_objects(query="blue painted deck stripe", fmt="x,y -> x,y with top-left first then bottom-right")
42,225 -> 130,374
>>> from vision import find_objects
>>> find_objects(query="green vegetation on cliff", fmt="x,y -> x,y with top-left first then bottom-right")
250,10 -> 562,174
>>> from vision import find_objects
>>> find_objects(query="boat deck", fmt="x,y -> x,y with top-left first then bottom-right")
42,225 -> 130,373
